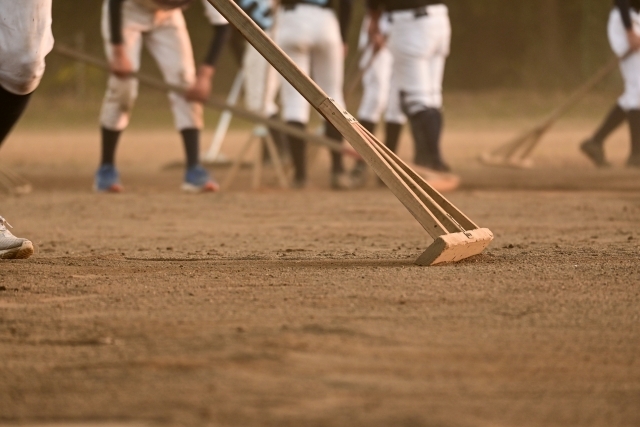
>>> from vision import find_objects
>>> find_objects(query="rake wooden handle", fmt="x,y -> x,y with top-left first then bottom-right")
205,0 -> 493,264
485,50 -> 633,164
53,44 -> 360,159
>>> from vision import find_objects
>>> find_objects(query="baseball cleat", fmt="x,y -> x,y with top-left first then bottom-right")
412,164 -> 461,193
627,156 -> 640,168
291,177 -> 307,189
349,162 -> 369,189
182,165 -> 220,193
580,139 -> 610,168
330,171 -> 354,190
94,164 -> 124,193
0,216 -> 34,260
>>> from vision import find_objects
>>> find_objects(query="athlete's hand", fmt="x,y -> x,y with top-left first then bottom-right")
370,32 -> 386,52
343,43 -> 349,58
110,44 -> 134,78
185,65 -> 215,103
628,30 -> 640,51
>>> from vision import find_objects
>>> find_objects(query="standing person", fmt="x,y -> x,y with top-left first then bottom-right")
275,0 -> 354,189
581,0 -> 640,168
0,0 -> 54,259
95,0 -> 231,193
351,11 -> 406,187
368,0 -> 452,173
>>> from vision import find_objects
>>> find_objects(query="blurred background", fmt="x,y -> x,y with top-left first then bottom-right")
27,0 -> 621,130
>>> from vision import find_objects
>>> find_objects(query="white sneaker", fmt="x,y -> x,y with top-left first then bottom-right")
0,216 -> 34,260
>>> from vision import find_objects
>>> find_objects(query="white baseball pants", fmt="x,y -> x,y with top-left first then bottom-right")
243,40 -> 280,116
388,4 -> 451,113
0,0 -> 54,95
275,4 -> 345,123
99,0 -> 202,131
608,7 -> 640,111
357,13 -> 404,124
357,46 -> 406,124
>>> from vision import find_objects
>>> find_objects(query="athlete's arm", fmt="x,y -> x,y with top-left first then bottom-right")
366,0 -> 385,52
338,0 -> 353,56
108,0 -> 134,78
186,23 -> 231,103
615,0 -> 640,50
187,1 -> 232,102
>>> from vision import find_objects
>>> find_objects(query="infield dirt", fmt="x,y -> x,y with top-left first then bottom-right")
0,124 -> 639,427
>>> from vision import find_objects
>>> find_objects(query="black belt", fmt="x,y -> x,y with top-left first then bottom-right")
388,6 -> 430,22
283,3 -> 330,11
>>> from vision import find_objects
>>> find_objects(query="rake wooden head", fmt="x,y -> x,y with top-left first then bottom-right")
206,0 -> 493,265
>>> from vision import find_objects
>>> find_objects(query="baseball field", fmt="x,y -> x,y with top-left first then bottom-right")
0,93 -> 638,427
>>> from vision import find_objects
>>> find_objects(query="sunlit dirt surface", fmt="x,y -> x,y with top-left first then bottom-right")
0,128 -> 638,427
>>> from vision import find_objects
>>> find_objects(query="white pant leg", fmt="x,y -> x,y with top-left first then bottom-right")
277,5 -> 345,123
99,0 -> 146,131
357,47 -> 393,123
388,6 -> 450,113
425,7 -> 450,108
0,0 -> 53,95
609,8 -> 640,110
309,8 -> 345,111
243,38 -> 280,116
276,5 -> 313,123
145,10 -> 202,130
384,75 -> 406,124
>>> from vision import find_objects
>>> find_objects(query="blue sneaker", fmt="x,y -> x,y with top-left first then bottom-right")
94,164 -> 123,193
182,165 -> 219,193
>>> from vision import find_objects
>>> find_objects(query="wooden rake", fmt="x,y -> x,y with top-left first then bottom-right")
53,44 -> 360,161
479,54 -> 627,169
207,0 -> 493,265
0,164 -> 32,196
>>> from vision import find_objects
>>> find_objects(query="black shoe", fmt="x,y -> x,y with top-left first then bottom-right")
627,155 -> 640,168
350,161 -> 368,189
580,139 -> 609,168
429,160 -> 452,173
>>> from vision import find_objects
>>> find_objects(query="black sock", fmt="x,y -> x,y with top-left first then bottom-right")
101,127 -> 122,166
385,122 -> 403,153
428,108 -> 444,161
593,104 -> 626,146
265,114 -> 289,161
181,128 -> 200,169
325,123 -> 344,174
0,85 -> 32,148
287,121 -> 307,181
357,120 -> 377,168
627,109 -> 640,158
359,120 -> 376,135
406,110 -> 430,166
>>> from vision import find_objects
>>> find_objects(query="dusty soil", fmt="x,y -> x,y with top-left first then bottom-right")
0,125 -> 639,427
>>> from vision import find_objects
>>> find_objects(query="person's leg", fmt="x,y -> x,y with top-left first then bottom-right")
580,103 -> 626,167
0,215 -> 34,260
0,0 -> 53,148
276,5 -> 312,186
0,0 -> 53,260
390,15 -> 437,169
627,109 -> 640,167
352,47 -> 394,186
96,0 -> 144,192
422,8 -> 451,171
384,122 -> 403,153
384,64 -> 406,154
0,87 -> 32,149
286,121 -> 308,186
146,10 -> 218,192
312,8 -> 351,187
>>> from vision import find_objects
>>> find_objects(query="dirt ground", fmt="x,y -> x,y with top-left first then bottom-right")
0,124 -> 639,427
